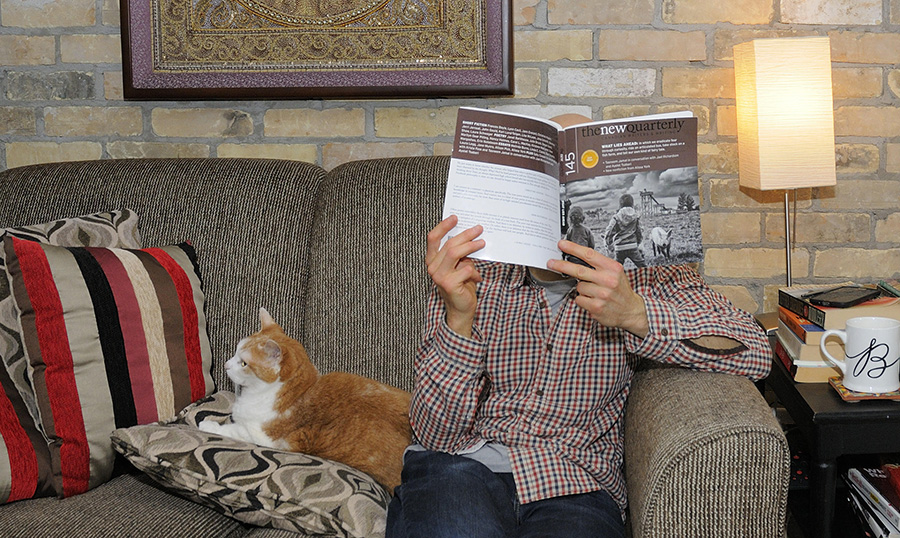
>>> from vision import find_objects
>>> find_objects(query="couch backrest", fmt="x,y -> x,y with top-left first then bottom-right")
300,157 -> 449,392
0,156 -> 450,393
0,158 -> 327,391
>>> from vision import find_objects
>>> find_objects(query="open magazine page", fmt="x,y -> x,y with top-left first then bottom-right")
443,107 -> 563,268
558,112 -> 702,268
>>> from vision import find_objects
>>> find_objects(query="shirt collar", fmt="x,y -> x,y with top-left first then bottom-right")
509,264 -> 530,289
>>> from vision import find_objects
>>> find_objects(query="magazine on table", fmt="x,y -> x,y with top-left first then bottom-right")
442,107 -> 702,270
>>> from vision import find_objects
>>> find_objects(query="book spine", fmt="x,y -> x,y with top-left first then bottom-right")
880,280 -> 900,298
778,289 -> 827,327
850,469 -> 900,530
847,486 -> 890,538
778,306 -> 825,344
776,323 -> 806,361
773,340 -> 798,377
774,338 -> 839,382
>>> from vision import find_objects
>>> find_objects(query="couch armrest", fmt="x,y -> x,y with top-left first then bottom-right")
624,364 -> 789,538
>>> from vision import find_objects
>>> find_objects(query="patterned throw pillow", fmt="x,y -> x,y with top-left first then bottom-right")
111,392 -> 390,538
3,237 -> 215,498
0,210 -> 141,433
0,210 -> 141,504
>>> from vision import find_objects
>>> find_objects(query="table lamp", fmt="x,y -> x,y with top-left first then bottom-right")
733,36 -> 837,287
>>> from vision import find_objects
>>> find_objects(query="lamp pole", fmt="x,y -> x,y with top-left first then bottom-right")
784,191 -> 792,287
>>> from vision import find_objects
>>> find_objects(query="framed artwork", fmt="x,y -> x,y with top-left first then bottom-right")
120,0 -> 513,99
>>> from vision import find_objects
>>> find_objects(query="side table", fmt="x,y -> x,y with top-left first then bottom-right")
766,356 -> 900,538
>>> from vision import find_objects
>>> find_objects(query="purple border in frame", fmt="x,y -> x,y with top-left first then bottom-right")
121,1 -> 513,100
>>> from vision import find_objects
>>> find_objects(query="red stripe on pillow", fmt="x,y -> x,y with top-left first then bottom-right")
86,248 -> 158,424
143,247 -> 205,402
10,238 -> 90,497
0,390 -> 38,502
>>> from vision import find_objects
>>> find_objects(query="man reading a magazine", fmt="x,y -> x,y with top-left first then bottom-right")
385,115 -> 772,538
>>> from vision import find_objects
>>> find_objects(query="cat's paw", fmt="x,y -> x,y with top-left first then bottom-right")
198,419 -> 223,434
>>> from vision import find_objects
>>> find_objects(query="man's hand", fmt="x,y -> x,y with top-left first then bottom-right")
426,215 -> 485,338
546,239 -> 650,338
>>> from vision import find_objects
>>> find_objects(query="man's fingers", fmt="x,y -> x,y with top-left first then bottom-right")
429,236 -> 485,279
432,258 -> 483,291
549,240 -> 623,279
426,215 -> 459,265
560,240 -> 617,269
427,220 -> 484,266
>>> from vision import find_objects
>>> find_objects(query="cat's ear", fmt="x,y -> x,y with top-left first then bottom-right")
259,307 -> 279,330
262,339 -> 282,366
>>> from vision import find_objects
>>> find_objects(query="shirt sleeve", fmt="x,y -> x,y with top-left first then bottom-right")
622,265 -> 772,381
408,284 -> 490,453
605,218 -> 617,248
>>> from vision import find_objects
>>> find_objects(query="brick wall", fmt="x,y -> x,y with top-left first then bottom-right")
1,0 -> 898,313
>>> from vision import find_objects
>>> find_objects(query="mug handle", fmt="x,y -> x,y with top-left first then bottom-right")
820,329 -> 847,374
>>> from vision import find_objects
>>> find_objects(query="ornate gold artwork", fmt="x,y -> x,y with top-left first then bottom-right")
122,0 -> 512,98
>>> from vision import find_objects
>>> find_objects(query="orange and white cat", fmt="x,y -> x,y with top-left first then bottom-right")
198,308 -> 412,492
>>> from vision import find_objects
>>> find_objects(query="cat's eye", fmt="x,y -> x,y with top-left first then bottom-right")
240,360 -> 247,367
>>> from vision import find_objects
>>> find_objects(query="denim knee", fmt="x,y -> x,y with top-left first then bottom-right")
387,450 -> 516,538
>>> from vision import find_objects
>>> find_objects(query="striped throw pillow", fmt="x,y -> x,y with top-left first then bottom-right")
2,237 -> 215,497
1,209 -> 141,437
0,364 -> 53,503
1,210 -> 141,505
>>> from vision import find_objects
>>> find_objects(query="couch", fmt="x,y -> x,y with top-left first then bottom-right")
0,156 -> 790,537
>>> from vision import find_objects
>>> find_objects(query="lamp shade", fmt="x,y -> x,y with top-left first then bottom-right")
733,36 -> 836,190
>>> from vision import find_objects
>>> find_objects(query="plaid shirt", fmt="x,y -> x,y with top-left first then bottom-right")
410,261 -> 771,511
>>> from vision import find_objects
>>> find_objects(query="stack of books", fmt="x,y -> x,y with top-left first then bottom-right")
775,283 -> 900,383
845,466 -> 900,538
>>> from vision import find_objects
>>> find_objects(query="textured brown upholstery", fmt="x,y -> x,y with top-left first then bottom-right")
300,157 -> 448,392
0,157 -> 789,537
625,364 -> 789,537
0,473 -> 248,537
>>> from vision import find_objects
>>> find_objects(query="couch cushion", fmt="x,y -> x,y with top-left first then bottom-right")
0,472 -> 263,538
301,156 -> 449,392
112,392 -> 390,538
3,238 -> 214,497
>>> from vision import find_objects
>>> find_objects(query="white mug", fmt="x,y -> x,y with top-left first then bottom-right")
820,316 -> 900,394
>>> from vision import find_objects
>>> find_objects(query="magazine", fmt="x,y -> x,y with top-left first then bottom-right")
442,107 -> 702,269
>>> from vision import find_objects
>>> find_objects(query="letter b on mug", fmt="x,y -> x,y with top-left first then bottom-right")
820,316 -> 900,394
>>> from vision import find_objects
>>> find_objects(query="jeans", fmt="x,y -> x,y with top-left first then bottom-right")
614,248 -> 646,268
386,450 -> 626,538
